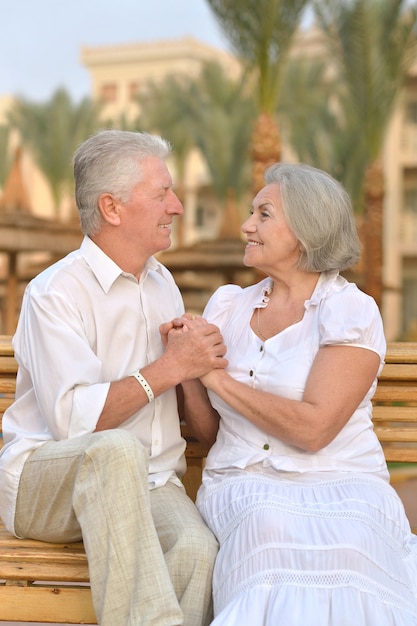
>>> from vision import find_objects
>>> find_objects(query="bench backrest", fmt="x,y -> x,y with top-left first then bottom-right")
372,342 -> 417,462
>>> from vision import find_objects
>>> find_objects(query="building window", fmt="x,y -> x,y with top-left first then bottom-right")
402,275 -> 417,340
404,188 -> 417,214
405,101 -> 417,125
195,205 -> 204,228
401,173 -> 417,247
100,83 -> 118,103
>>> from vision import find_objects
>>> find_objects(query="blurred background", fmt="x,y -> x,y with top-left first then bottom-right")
1,0 -> 417,342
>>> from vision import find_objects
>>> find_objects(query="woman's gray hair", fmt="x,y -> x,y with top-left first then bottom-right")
74,129 -> 172,235
264,162 -> 361,272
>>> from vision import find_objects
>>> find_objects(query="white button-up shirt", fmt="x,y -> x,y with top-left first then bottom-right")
0,236 -> 186,533
203,271 -> 388,477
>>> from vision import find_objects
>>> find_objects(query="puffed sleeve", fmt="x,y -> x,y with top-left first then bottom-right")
318,283 -> 386,362
203,284 -> 243,327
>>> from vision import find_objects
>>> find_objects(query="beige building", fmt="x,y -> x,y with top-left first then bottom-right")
81,36 -> 240,123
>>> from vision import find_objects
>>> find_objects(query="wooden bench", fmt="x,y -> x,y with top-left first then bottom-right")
0,335 -> 416,623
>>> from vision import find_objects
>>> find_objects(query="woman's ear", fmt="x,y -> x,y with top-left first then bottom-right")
97,193 -> 121,226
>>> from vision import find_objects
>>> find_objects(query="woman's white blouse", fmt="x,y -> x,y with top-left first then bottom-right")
203,271 -> 388,476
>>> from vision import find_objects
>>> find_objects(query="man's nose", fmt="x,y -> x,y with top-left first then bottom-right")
168,190 -> 184,214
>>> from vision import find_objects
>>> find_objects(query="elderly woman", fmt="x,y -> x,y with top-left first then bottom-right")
178,163 -> 417,625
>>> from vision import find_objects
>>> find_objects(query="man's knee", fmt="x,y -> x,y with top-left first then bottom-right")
76,429 -> 149,494
177,519 -> 218,569
83,429 -> 148,467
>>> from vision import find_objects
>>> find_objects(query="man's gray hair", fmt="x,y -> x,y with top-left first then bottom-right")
74,129 -> 172,236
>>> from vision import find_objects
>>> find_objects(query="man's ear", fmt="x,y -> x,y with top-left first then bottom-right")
97,193 -> 121,226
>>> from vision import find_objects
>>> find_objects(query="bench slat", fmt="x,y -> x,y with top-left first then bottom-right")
0,397 -> 14,413
378,363 -> 417,381
380,448 -> 417,463
384,342 -> 417,363
373,386 -> 417,402
374,427 -> 417,443
0,378 -> 16,395
0,336 -> 14,357
373,406 -> 417,421
0,584 -> 96,623
0,356 -> 18,375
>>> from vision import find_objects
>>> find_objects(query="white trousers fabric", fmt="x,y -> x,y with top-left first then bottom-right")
15,430 -> 217,626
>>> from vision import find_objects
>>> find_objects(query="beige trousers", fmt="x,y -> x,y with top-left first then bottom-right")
15,430 -> 217,626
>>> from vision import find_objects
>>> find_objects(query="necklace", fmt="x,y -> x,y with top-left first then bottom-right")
256,307 -> 268,341
256,305 -> 305,341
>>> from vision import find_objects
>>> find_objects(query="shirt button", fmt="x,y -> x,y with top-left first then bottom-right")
249,370 -> 254,376
263,443 -> 270,450
260,345 -> 264,352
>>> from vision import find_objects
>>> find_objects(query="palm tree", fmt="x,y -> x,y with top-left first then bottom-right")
8,89 -> 101,219
133,75 -> 196,245
313,0 -> 417,307
278,55 -> 368,215
135,62 -> 257,239
185,62 -> 257,220
206,0 -> 309,194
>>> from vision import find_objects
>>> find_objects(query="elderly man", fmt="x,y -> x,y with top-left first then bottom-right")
0,130 -> 227,626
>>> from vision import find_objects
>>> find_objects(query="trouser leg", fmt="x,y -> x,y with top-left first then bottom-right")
15,430 -> 183,626
150,482 -> 218,626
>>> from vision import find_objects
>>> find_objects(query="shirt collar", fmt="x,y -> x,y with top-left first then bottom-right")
80,236 -> 162,294
254,270 -> 340,310
306,269 -> 340,307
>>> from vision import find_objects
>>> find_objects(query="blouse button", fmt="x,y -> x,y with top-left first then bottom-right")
263,443 -> 270,450
249,370 -> 254,376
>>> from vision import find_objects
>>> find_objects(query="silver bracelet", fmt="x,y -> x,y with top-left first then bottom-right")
130,370 -> 154,403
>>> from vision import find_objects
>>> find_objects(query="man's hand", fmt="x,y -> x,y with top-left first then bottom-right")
160,315 -> 228,380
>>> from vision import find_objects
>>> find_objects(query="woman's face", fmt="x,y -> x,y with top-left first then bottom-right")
241,183 -> 301,274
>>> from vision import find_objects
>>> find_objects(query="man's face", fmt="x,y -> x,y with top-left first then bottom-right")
120,156 -> 183,258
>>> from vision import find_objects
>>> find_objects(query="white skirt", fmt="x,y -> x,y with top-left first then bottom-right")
196,468 -> 417,625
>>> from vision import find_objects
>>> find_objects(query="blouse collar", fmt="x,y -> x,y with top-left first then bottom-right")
255,270 -> 340,310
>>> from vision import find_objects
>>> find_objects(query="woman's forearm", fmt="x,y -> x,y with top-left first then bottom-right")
181,379 -> 220,446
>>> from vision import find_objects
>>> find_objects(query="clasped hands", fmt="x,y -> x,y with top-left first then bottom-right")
160,314 -> 228,383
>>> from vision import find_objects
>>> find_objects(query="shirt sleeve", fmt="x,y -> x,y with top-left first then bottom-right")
203,284 -> 243,327
318,285 -> 386,362
15,286 -> 108,440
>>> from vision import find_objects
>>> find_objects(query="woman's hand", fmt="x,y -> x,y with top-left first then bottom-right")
200,367 -> 228,389
160,314 -> 228,381
160,314 -> 205,346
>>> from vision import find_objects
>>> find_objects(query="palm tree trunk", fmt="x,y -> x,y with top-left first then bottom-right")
219,188 -> 242,240
250,113 -> 281,195
363,159 -> 384,309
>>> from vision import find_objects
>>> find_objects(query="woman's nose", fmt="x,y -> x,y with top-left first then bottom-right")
241,215 -> 255,233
